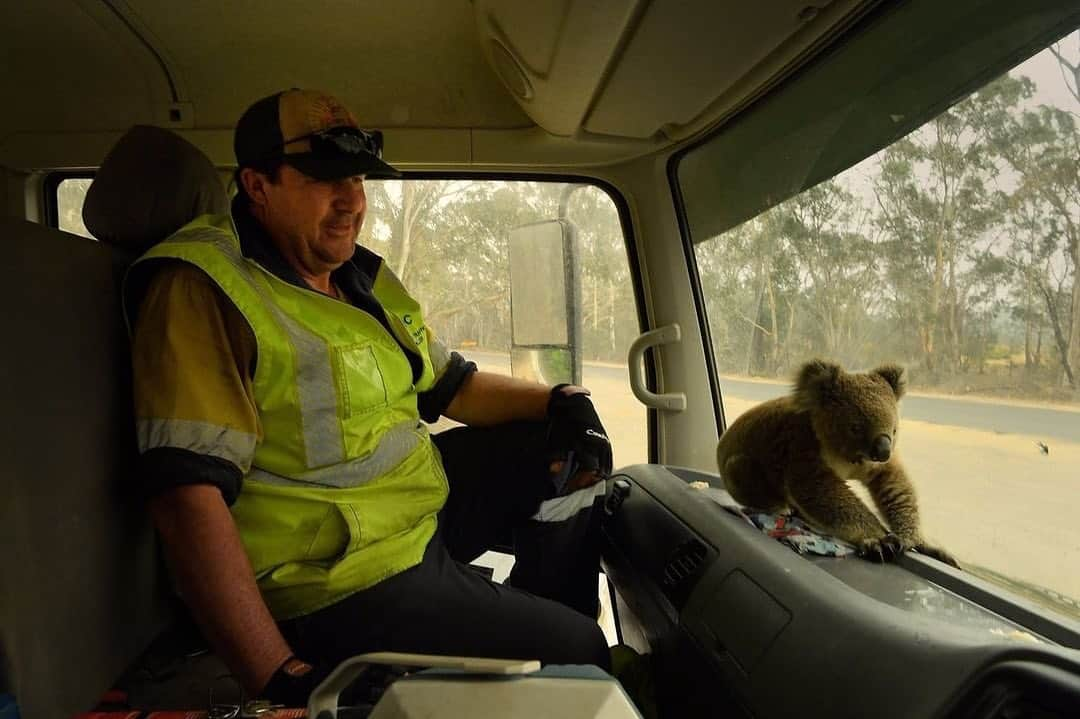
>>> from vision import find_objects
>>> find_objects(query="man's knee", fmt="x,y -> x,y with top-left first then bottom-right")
566,621 -> 611,672
537,606 -> 610,671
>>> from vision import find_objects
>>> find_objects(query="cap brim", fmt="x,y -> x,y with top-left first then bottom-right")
284,152 -> 402,180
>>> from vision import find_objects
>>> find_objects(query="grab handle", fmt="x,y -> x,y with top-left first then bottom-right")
627,324 -> 686,412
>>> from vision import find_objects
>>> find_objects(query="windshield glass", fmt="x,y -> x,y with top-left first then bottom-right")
682,32 -> 1080,621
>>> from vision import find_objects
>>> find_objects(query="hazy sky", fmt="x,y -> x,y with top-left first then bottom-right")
1015,32 -> 1079,111
836,33 -> 1079,206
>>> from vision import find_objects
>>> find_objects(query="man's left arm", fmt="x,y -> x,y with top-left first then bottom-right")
443,371 -> 613,494
416,335 -> 549,427
442,370 -> 550,426
416,335 -> 613,488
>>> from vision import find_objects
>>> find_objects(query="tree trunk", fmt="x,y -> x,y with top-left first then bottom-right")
784,297 -> 797,371
608,282 -> 616,359
920,325 -> 936,372
1024,269 -> 1034,370
922,232 -> 945,373
745,263 -> 768,375
1038,280 -> 1076,389
1066,233 -> 1080,379
947,255 -> 961,373
765,271 -> 780,373
393,183 -> 416,279
592,275 -> 598,331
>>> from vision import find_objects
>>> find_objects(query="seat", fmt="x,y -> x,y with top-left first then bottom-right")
0,125 -> 227,719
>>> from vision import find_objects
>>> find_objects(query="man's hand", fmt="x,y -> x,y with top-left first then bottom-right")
546,384 -> 613,494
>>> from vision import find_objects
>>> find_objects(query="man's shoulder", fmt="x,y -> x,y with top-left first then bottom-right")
137,259 -> 248,334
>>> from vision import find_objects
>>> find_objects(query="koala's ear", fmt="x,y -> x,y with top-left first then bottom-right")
873,364 -> 907,399
794,359 -> 841,410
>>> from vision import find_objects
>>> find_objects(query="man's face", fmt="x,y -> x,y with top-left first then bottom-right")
251,164 -> 367,277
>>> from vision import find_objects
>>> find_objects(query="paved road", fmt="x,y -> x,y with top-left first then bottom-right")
716,377 -> 1080,444
469,350 -> 1080,442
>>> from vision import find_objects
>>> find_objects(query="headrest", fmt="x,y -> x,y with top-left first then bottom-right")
83,125 -> 229,254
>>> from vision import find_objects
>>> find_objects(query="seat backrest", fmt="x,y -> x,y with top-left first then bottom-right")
0,126 -> 227,719
0,217 -> 172,719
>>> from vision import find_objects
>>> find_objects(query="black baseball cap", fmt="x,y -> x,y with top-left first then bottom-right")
234,89 -> 401,180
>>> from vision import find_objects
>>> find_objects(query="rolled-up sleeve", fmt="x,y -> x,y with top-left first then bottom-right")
131,262 -> 260,504
417,350 -> 477,423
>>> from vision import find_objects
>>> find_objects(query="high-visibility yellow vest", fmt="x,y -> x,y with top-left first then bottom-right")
126,214 -> 449,619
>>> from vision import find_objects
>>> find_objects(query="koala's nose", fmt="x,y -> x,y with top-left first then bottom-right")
871,434 -> 892,462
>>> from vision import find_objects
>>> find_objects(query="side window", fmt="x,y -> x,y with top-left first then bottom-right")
358,180 -> 647,468
54,177 -> 94,238
51,173 -> 647,465
681,39 -> 1080,621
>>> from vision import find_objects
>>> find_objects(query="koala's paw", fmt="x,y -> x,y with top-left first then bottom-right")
857,533 -> 904,563
915,544 -> 960,569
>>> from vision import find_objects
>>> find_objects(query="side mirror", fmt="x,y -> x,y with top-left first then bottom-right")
508,219 -> 581,386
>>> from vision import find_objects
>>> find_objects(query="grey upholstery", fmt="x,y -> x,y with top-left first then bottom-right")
1,126 -> 228,718
0,218 -> 173,719
83,125 -> 228,255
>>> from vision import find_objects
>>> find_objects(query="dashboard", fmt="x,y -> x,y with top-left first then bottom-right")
600,465 -> 1080,718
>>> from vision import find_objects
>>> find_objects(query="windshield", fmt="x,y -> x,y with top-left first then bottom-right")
681,31 -> 1080,621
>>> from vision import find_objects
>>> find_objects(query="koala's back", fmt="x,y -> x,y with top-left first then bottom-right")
716,396 -> 820,509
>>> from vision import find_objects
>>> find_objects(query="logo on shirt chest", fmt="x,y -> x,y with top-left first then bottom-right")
396,314 -> 425,346
410,325 -> 426,345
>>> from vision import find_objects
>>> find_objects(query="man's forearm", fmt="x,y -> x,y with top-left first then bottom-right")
149,484 -> 292,695
442,370 -> 550,426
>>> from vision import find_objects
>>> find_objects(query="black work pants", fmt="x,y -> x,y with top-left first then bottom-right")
280,421 -> 610,671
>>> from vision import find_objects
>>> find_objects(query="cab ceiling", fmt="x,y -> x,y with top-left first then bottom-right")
0,0 -> 872,170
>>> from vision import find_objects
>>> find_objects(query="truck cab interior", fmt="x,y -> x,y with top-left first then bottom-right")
3,1 -> 1080,717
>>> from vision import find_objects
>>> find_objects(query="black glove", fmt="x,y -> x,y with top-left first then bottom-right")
546,384 -> 613,494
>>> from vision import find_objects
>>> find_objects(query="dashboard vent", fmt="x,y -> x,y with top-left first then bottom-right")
661,538 -> 710,607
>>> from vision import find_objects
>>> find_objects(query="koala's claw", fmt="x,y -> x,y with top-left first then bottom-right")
858,533 -> 904,563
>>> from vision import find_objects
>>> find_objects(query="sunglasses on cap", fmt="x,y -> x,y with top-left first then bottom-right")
282,126 -> 384,159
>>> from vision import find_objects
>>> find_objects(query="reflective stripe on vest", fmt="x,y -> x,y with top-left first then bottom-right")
248,419 -> 424,488
137,417 -> 258,472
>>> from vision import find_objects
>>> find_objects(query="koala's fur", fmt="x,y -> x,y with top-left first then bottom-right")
716,359 -> 956,566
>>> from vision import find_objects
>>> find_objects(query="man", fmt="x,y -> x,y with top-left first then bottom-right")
125,89 -> 615,705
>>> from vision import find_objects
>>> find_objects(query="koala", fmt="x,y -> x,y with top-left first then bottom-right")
716,359 -> 957,566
